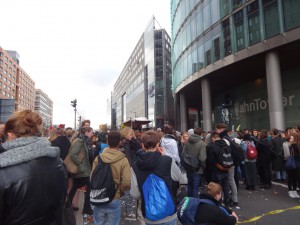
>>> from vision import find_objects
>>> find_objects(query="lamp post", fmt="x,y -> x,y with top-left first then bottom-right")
71,99 -> 77,130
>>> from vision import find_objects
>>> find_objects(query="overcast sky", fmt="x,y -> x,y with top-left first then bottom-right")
0,0 -> 171,130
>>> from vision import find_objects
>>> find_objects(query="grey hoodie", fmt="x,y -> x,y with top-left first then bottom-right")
184,134 -> 207,174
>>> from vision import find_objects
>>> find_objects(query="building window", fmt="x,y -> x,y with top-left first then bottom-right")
234,10 -> 245,51
247,0 -> 261,45
263,0 -> 280,38
283,0 -> 300,31
232,0 -> 243,10
220,0 -> 230,18
222,18 -> 232,56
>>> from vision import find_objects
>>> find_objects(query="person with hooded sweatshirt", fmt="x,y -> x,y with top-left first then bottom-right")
182,127 -> 206,198
131,130 -> 182,225
0,110 -> 66,225
91,131 -> 131,225
206,132 -> 231,208
256,129 -> 274,189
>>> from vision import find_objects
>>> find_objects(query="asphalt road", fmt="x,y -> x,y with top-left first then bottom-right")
75,181 -> 300,225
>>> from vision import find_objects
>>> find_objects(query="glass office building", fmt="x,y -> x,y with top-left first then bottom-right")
112,17 -> 173,129
171,0 -> 300,131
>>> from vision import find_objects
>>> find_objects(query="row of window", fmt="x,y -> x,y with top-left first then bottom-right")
171,0 -> 300,90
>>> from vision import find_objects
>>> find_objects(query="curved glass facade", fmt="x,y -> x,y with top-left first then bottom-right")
171,0 -> 300,92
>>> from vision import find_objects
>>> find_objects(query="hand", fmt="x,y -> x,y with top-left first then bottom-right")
156,146 -> 166,155
231,211 -> 238,222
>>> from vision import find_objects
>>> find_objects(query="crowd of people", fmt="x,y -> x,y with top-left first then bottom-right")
0,109 -> 299,225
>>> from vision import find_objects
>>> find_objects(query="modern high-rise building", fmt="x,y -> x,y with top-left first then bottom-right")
34,89 -> 53,128
171,0 -> 300,132
0,47 -> 35,112
112,17 -> 173,129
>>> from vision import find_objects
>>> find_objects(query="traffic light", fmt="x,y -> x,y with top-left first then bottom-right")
78,116 -> 81,122
71,99 -> 77,108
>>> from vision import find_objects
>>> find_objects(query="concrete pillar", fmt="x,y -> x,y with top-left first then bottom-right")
265,51 -> 285,130
180,93 -> 188,132
201,78 -> 213,132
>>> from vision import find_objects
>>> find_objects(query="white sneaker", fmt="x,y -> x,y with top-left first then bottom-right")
293,191 -> 300,198
288,191 -> 296,198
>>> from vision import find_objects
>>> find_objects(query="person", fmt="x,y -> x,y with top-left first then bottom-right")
92,131 -> 131,225
160,125 -> 181,165
131,130 -> 182,225
178,132 -> 189,157
283,134 -> 300,198
49,127 -> 71,160
120,126 -> 141,220
271,128 -> 286,182
183,127 -> 206,198
241,134 -> 258,190
206,132 -> 231,208
256,129 -> 274,189
68,126 -> 94,215
194,182 -> 238,225
0,110 -> 66,225
216,123 -> 239,207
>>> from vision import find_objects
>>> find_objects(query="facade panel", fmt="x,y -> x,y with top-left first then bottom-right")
171,0 -> 300,131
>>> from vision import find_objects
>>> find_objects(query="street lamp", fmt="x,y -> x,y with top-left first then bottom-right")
71,99 -> 77,130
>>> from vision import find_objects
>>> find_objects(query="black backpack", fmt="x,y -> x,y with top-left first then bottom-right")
90,156 -> 117,205
180,145 -> 200,172
223,137 -> 245,164
216,140 -> 234,171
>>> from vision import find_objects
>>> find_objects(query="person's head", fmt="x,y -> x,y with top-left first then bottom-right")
120,127 -> 134,140
272,128 -> 280,136
210,132 -> 220,143
243,128 -> 249,134
207,182 -> 222,201
287,134 -> 295,144
66,128 -> 73,137
215,123 -> 226,134
243,133 -> 251,141
107,131 -> 121,148
4,110 -> 43,141
252,129 -> 258,137
181,132 -> 189,143
141,130 -> 160,150
259,129 -> 268,139
91,134 -> 98,143
80,126 -> 93,139
164,125 -> 174,135
194,127 -> 202,136
81,120 -> 91,128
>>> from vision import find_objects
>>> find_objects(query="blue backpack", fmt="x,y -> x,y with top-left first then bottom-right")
177,197 -> 229,225
142,174 -> 175,221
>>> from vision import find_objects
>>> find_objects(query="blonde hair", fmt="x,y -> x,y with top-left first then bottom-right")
5,110 -> 43,137
48,128 -> 58,142
120,127 -> 133,139
207,182 -> 222,197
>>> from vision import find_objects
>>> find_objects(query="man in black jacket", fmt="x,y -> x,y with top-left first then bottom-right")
195,182 -> 238,225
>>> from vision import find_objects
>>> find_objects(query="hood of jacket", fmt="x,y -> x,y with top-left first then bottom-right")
0,136 -> 60,168
100,147 -> 127,164
135,150 -> 162,171
187,134 -> 202,144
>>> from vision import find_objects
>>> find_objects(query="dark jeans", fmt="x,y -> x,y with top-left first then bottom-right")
187,172 -> 202,198
69,177 -> 91,211
257,163 -> 272,186
212,172 -> 230,206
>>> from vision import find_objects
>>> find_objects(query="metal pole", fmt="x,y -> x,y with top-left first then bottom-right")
74,108 -> 77,130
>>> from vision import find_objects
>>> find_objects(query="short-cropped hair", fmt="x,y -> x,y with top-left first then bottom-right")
141,130 -> 160,149
207,182 -> 222,197
107,131 -> 121,148
194,127 -> 202,135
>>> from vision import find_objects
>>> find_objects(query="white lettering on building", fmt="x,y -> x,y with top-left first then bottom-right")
234,95 -> 295,114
